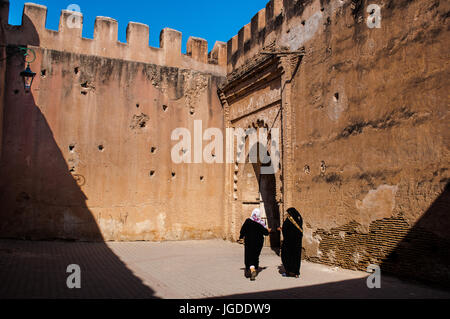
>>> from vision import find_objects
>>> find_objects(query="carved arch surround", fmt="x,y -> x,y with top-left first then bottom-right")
219,52 -> 300,242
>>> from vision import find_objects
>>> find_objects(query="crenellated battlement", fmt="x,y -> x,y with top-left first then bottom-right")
227,0 -> 284,73
0,1 -> 226,75
226,0 -> 345,74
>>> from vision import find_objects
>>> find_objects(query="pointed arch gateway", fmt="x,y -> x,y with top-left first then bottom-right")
238,125 -> 280,248
219,51 -> 302,250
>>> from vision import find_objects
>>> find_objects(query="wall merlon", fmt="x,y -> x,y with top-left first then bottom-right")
228,35 -> 238,56
160,27 -> 182,50
94,16 -> 119,43
126,22 -> 150,49
234,23 -> 251,70
160,28 -> 182,66
0,0 -> 9,26
264,0 -> 275,25
209,41 -> 227,67
227,35 -> 238,70
59,10 -> 83,37
244,23 -> 251,44
251,8 -> 266,36
273,0 -> 283,16
23,2 -> 47,32
187,36 -> 208,64
237,27 -> 244,52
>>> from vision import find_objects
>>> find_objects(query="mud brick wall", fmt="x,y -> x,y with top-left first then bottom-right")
289,0 -> 449,287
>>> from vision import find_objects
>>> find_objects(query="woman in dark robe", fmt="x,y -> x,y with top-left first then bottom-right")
239,208 -> 270,281
280,207 -> 303,278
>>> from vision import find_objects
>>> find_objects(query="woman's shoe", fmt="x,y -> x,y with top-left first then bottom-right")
250,269 -> 257,281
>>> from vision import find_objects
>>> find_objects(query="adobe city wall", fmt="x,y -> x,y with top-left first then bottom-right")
0,0 -> 448,287
225,0 -> 450,286
0,1 -> 227,241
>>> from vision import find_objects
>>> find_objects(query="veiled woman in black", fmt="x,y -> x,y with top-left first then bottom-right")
239,208 -> 270,281
280,208 -> 303,278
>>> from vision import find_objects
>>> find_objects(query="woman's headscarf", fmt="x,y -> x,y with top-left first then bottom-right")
286,207 -> 303,229
251,208 -> 266,227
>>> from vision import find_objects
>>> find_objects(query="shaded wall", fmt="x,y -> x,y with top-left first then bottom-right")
0,42 -> 4,161
289,0 -> 449,287
0,0 -> 6,160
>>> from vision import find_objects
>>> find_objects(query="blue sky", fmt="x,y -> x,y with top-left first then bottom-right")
7,0 -> 269,52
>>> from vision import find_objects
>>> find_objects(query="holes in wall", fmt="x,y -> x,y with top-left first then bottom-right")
98,145 -> 104,152
40,70 -> 46,78
136,103 -> 140,109
171,172 -> 176,179
69,144 -> 75,153
301,20 -> 305,26
190,109 -> 195,116
74,67 -> 79,75
149,170 -> 155,177
162,105 -> 168,112
320,161 -> 327,175
130,113 -> 150,130
334,93 -> 340,102
304,165 -> 311,175
14,89 -> 19,95
200,176 -> 204,182
151,147 -> 157,154
80,81 -> 95,95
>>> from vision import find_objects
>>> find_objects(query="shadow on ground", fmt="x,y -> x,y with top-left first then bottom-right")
0,240 -> 157,299
0,14 -> 157,299
213,275 -> 450,299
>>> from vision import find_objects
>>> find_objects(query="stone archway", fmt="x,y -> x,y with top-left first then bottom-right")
219,50 -> 301,251
237,126 -> 281,248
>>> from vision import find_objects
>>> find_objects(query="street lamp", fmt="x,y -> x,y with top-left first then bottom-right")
18,47 -> 36,92
20,63 -> 36,91
0,45 -> 37,91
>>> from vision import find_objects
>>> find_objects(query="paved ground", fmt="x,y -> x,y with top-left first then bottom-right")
0,239 -> 449,299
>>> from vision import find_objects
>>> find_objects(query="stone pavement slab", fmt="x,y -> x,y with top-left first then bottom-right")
0,239 -> 449,299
